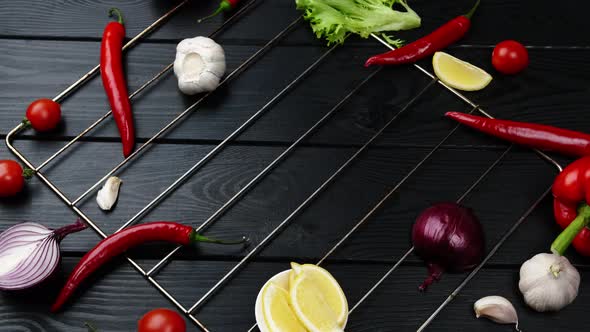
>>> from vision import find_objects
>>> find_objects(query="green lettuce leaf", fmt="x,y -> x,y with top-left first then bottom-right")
295,0 -> 421,45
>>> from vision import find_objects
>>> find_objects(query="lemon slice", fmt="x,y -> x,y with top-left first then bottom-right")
262,282 -> 307,332
432,52 -> 492,91
290,263 -> 348,331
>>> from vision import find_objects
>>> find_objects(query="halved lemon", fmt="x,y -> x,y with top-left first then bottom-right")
262,282 -> 307,332
432,52 -> 492,91
290,263 -> 348,331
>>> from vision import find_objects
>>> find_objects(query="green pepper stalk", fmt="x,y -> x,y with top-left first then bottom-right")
551,204 -> 590,255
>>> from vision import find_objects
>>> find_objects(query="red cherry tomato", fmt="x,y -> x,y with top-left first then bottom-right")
491,40 -> 529,75
25,99 -> 62,132
138,308 -> 186,332
0,160 -> 25,197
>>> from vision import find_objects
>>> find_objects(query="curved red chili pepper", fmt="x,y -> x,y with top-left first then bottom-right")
365,0 -> 479,67
552,156 -> 590,256
51,222 -> 246,312
445,112 -> 590,157
101,8 -> 135,157
198,0 -> 241,23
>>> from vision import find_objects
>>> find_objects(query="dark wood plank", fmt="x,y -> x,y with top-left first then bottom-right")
2,38 -> 590,150
0,140 -> 565,268
1,0 -> 588,47
2,258 -> 588,331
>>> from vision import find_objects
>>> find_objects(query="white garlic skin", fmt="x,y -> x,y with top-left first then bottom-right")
474,296 -> 518,326
96,176 -> 122,211
519,253 -> 580,312
173,36 -> 226,95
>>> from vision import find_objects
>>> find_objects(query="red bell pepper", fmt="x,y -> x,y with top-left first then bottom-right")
550,156 -> 590,256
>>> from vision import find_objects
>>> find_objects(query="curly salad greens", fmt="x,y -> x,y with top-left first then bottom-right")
295,0 -> 421,46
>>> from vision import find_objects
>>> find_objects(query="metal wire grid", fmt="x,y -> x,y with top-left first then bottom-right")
4,1 -> 565,330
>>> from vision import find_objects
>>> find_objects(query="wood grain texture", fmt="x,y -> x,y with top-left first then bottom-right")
1,0 -> 589,331
1,39 -> 589,149
0,141 -> 562,267
1,258 -> 588,331
0,0 -> 589,47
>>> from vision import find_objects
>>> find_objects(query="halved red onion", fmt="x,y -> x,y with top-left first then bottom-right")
0,220 -> 87,290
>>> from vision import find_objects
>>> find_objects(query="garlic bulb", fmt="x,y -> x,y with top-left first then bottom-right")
519,253 -> 580,312
96,176 -> 122,211
173,36 -> 226,95
474,296 -> 520,330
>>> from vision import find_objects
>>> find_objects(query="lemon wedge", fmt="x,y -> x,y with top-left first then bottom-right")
262,282 -> 307,332
432,52 -> 492,91
290,263 -> 348,331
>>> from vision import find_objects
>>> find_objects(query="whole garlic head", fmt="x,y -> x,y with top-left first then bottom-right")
519,253 -> 580,312
173,36 -> 226,95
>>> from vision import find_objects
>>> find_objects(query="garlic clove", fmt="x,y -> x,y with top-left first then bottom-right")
474,296 -> 519,328
96,176 -> 122,211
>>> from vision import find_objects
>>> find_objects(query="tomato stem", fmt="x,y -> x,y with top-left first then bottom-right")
21,118 -> 31,129
22,168 -> 35,180
108,8 -> 124,25
551,204 -> 590,255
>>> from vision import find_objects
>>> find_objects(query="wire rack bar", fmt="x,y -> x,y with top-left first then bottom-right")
146,67 -> 383,277
70,15 -> 302,207
4,2 -> 270,330
36,0 -> 260,172
116,28 -> 337,233
186,78 -> 438,316
346,145 -> 513,316
416,188 -> 552,331
3,3 -> 567,330
50,0 -> 190,105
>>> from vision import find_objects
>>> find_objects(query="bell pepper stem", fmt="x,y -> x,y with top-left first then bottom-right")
551,204 -> 590,255
190,230 -> 248,245
464,0 -> 481,19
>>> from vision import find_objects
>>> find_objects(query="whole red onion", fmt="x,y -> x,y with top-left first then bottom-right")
411,202 -> 485,291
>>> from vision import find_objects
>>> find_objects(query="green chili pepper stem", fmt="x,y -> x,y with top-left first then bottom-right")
464,0 -> 481,19
189,230 -> 248,245
198,0 -> 232,23
108,8 -> 124,25
551,204 -> 590,256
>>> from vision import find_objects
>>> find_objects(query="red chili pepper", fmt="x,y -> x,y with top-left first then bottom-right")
550,157 -> 590,256
365,0 -> 480,67
198,0 -> 241,23
445,112 -> 590,157
101,8 -> 135,158
51,222 -> 246,312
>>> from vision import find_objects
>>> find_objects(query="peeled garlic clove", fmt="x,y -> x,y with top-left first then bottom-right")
474,296 -> 519,328
96,176 -> 122,211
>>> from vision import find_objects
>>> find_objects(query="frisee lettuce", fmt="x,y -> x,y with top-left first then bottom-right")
295,0 -> 421,46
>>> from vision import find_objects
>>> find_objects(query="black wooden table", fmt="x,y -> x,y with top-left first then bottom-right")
1,0 -> 589,331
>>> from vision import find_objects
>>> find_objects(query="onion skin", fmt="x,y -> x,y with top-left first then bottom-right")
412,202 -> 485,291
0,220 -> 87,291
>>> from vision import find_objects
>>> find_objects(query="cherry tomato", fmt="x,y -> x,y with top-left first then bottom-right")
0,160 -> 25,197
25,98 -> 62,132
138,308 -> 186,332
491,40 -> 529,75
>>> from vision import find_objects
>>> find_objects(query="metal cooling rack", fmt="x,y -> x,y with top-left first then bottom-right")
4,1 -> 565,330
